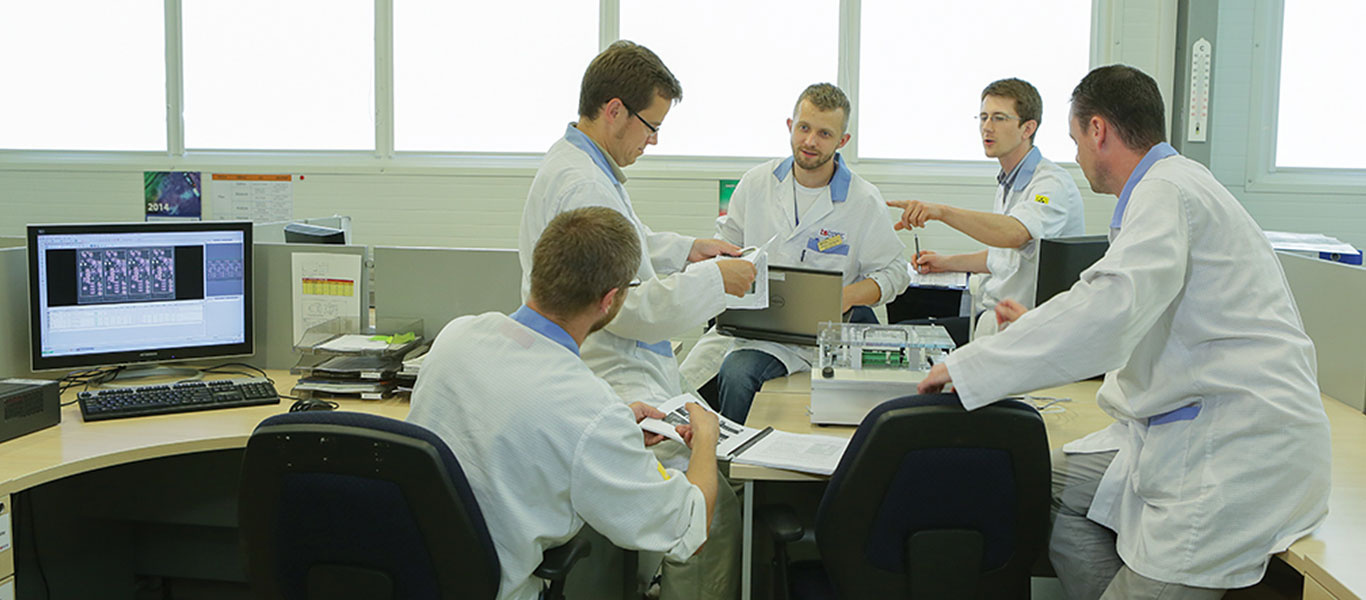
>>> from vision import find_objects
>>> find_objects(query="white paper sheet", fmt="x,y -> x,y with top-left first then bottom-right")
291,253 -> 362,344
1263,230 -> 1359,255
210,173 -> 293,222
906,264 -> 970,289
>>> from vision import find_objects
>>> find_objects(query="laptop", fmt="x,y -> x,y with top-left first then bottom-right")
715,265 -> 843,345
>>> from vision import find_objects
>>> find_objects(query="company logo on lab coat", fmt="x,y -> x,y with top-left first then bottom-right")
806,229 -> 851,256
1034,194 -> 1050,204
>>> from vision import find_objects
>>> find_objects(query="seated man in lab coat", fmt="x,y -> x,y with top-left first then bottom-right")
517,40 -> 749,600
888,78 -> 1085,340
919,65 -> 1330,599
680,83 -> 911,424
408,207 -> 722,600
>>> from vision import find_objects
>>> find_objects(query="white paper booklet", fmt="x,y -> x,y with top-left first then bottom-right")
687,235 -> 779,310
639,393 -> 852,476
906,264 -> 970,289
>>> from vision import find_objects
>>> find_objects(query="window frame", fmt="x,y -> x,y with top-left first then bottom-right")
1243,0 -> 1366,194
0,0 -> 1135,183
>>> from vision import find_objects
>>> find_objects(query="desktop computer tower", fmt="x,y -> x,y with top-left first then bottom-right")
0,378 -> 60,444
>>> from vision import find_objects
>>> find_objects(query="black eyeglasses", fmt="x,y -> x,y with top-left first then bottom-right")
620,102 -> 659,135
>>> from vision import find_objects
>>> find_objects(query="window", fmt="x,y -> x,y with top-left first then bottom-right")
619,0 -> 839,158
182,0 -> 374,150
393,0 -> 597,153
1275,2 -> 1366,169
858,0 -> 1091,162
0,1 -> 165,151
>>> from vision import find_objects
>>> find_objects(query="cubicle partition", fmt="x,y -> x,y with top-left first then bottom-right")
1279,252 -> 1366,412
251,242 -> 370,370
0,237 -> 25,249
0,247 -> 40,379
372,246 -> 523,336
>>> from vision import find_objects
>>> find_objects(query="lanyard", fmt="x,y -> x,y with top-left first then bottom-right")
791,172 -> 800,227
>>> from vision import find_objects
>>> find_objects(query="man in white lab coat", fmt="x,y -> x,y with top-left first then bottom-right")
919,65 -> 1330,599
518,40 -> 751,600
409,207 -> 721,600
680,83 -> 910,424
889,78 -> 1085,339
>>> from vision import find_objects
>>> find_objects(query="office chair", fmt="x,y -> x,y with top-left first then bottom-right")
238,411 -> 590,600
759,394 -> 1050,600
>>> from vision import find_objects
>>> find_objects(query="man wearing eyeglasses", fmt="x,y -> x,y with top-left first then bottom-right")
518,40 -> 750,600
888,78 -> 1084,340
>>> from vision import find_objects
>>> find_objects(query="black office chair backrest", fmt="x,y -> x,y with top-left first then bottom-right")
814,394 -> 1050,599
239,411 -> 501,600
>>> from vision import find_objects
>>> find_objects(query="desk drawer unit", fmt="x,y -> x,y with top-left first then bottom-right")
0,494 -> 10,581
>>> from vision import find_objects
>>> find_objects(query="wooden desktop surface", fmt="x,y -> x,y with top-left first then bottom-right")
740,371 -> 1366,600
0,371 -> 410,499
2,370 -> 1362,598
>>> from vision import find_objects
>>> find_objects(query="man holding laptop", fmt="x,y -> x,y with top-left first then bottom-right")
680,83 -> 910,424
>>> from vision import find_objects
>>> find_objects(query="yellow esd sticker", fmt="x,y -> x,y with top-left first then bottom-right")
817,234 -> 844,251
1034,195 -> 1050,204
656,462 -> 671,481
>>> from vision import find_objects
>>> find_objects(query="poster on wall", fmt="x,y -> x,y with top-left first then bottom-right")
719,179 -> 738,216
209,173 -> 294,222
144,171 -> 202,221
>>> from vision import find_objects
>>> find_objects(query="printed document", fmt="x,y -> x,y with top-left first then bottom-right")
640,393 -> 851,475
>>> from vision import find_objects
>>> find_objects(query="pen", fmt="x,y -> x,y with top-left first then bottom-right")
914,234 -> 921,272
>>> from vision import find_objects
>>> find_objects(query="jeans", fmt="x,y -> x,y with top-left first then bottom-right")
715,349 -> 788,424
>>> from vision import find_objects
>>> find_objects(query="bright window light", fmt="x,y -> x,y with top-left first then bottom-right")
620,0 -> 839,158
859,0 -> 1091,162
1276,2 -> 1366,169
394,0 -> 597,153
183,0 -> 373,150
0,2 -> 165,151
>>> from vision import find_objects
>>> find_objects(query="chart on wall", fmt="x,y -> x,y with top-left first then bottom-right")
143,171 -> 202,221
210,173 -> 294,222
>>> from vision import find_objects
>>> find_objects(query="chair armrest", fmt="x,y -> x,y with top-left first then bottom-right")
758,504 -> 804,544
534,534 -> 593,582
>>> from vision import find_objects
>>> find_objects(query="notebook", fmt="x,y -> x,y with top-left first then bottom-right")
714,265 -> 843,346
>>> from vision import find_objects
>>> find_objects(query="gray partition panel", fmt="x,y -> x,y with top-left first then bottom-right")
373,246 -> 522,336
253,242 -> 370,370
0,247 -> 42,378
1278,252 -> 1366,412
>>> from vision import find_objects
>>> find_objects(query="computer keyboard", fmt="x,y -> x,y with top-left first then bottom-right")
77,378 -> 280,421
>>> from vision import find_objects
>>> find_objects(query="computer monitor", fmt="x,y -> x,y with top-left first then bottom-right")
283,222 -> 346,245
1036,234 -> 1109,304
27,221 -> 253,372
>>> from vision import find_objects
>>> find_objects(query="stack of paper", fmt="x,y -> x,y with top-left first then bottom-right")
1264,230 -> 1359,255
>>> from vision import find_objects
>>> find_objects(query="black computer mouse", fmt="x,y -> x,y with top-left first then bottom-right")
289,398 -> 338,412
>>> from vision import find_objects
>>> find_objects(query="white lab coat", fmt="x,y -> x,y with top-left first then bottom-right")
679,155 -> 910,383
408,308 -> 708,600
519,124 -> 727,407
977,147 -> 1085,313
944,146 -> 1330,589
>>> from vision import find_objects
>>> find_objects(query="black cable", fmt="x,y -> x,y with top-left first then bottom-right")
19,494 -> 53,599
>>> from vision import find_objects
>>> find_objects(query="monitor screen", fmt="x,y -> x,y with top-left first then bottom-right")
1036,234 -> 1109,305
27,221 -> 253,372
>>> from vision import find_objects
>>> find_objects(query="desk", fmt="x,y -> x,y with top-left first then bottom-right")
0,371 -> 409,598
735,372 -> 1366,600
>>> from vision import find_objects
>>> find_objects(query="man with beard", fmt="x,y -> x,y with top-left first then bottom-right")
680,83 -> 910,424
409,207 -> 721,600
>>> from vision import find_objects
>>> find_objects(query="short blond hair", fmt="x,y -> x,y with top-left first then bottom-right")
793,83 -> 850,132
